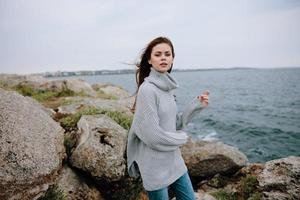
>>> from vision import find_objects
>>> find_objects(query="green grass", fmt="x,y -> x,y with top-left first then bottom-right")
58,106 -> 132,131
248,192 -> 262,200
64,133 -> 77,158
60,98 -> 84,106
0,80 -> 9,89
58,113 -> 82,130
108,177 -> 144,200
210,175 -> 261,200
96,89 -> 118,100
104,109 -> 132,130
241,175 -> 260,200
210,189 -> 237,200
13,84 -> 77,102
39,184 -> 66,200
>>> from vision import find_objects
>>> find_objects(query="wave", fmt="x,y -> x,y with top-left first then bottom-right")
200,130 -> 219,141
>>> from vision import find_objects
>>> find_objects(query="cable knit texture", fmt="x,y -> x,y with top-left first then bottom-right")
127,67 -> 204,191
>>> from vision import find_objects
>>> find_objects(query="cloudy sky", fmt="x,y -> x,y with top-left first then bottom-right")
0,0 -> 300,74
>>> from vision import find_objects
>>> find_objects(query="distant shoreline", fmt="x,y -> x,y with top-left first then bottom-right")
1,66 -> 299,77
42,66 -> 300,78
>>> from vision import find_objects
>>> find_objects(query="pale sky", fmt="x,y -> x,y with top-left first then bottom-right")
0,0 -> 300,74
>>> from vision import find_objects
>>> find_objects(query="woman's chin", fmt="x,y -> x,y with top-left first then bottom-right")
153,66 -> 171,73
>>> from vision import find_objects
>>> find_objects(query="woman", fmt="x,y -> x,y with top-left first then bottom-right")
127,36 -> 209,200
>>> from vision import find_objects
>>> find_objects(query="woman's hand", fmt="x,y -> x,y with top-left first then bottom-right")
197,90 -> 210,107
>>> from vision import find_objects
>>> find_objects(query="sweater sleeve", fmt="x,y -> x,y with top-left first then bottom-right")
133,85 -> 188,152
176,97 -> 204,130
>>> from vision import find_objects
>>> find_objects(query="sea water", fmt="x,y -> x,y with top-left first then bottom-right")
76,67 -> 300,163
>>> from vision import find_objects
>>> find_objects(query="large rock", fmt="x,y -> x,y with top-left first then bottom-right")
92,83 -> 135,113
0,89 -> 65,200
33,79 -> 97,97
194,156 -> 300,200
117,96 -> 135,112
0,74 -> 47,88
195,191 -> 217,200
57,97 -> 133,116
171,191 -> 216,200
0,75 -> 97,97
57,165 -> 104,200
24,96 -> 56,117
92,83 -> 131,99
70,115 -> 127,182
181,138 -> 248,178
257,156 -> 300,200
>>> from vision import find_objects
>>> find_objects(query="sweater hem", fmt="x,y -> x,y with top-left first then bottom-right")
143,165 -> 187,191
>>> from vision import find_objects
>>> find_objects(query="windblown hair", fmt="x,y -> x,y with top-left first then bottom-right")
131,36 -> 175,113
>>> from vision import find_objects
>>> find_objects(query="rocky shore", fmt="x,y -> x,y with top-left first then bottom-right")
0,75 -> 299,200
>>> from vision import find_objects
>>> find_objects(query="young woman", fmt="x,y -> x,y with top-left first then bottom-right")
127,36 -> 209,200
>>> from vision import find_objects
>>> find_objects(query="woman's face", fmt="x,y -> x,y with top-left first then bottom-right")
148,43 -> 174,73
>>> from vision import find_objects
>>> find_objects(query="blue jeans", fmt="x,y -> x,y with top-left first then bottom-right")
147,172 -> 196,200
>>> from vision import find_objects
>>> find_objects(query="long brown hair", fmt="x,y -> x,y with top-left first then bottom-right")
131,36 -> 175,113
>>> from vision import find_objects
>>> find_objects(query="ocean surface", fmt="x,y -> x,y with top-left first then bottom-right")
72,68 -> 300,163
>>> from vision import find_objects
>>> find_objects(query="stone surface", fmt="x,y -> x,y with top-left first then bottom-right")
92,83 -> 131,99
0,75 -> 97,97
117,96 -> 135,113
195,190 -> 217,200
37,79 -> 97,97
181,138 -> 248,178
257,156 -> 300,200
57,97 -> 133,116
70,115 -> 127,182
57,165 -> 104,200
0,89 -> 65,200
0,74 -> 47,88
195,156 -> 300,200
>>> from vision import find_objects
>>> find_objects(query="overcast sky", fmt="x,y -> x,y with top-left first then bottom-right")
0,0 -> 300,74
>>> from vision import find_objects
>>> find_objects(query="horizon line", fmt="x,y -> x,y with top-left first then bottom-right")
1,66 -> 300,76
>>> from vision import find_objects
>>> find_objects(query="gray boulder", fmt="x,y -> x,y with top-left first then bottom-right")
117,96 -> 135,112
33,78 -> 97,97
70,115 -> 127,182
181,138 -> 248,178
92,83 -> 135,113
195,191 -> 217,200
257,156 -> 300,200
57,97 -> 133,116
0,74 -> 97,97
92,83 -> 131,99
0,89 -> 65,200
57,165 -> 104,200
0,74 -> 47,88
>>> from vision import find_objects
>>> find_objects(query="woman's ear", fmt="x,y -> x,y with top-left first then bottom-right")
148,60 -> 151,65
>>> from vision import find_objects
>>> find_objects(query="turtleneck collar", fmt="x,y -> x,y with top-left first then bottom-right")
144,67 -> 179,91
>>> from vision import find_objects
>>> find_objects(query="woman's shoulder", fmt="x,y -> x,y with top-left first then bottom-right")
137,82 -> 159,102
139,81 -> 157,95
137,82 -> 159,106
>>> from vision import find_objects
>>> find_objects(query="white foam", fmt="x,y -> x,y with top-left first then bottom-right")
196,130 -> 219,141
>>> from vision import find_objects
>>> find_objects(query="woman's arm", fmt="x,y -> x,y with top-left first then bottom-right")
176,90 -> 209,130
176,97 -> 204,130
133,84 -> 188,152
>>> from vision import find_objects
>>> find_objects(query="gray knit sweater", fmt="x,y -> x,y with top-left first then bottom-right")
127,67 -> 204,191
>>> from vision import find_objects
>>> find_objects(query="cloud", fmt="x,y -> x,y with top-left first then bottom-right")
0,0 -> 299,74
